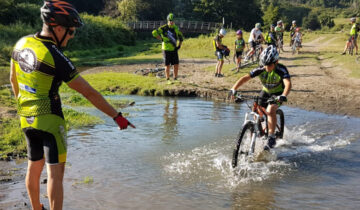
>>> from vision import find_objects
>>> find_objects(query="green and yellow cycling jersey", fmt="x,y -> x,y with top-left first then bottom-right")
11,33 -> 79,118
213,35 -> 223,51
350,23 -> 358,36
235,39 -> 245,52
152,24 -> 184,51
249,63 -> 290,94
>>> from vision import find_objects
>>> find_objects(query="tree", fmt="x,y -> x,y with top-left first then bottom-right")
117,0 -> 149,21
262,4 -> 280,29
303,13 -> 321,30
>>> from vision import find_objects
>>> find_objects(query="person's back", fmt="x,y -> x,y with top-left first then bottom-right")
12,33 -> 78,119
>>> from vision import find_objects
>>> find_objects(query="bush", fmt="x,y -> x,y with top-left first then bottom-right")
67,14 -> 135,50
303,13 -> 321,30
319,14 -> 335,28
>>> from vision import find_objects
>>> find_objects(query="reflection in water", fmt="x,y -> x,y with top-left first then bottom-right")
162,99 -> 178,142
232,184 -> 276,209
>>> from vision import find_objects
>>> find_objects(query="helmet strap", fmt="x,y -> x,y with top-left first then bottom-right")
49,25 -> 69,49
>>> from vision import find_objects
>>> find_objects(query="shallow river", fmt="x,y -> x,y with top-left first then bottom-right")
1,96 -> 360,209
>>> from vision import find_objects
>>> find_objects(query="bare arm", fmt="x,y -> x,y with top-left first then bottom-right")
67,76 -> 118,118
9,60 -> 19,98
282,78 -> 291,97
231,74 -> 252,91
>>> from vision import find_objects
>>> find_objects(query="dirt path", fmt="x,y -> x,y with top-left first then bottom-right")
83,37 -> 360,117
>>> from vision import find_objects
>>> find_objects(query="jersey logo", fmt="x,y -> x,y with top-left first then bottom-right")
17,48 -> 37,73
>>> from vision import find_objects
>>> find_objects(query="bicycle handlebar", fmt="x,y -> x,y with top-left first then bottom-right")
235,94 -> 277,104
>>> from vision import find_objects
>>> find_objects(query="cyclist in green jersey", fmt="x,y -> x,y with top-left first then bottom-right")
152,13 -> 184,84
213,28 -> 229,77
265,24 -> 277,47
289,20 -> 297,47
234,30 -> 246,72
341,17 -> 359,55
229,45 -> 292,150
10,1 -> 135,209
275,20 -> 285,51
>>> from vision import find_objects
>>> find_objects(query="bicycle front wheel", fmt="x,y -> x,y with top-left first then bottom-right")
275,109 -> 285,139
232,122 -> 256,168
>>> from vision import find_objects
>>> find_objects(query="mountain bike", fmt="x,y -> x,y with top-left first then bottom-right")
292,39 -> 301,55
348,36 -> 355,56
231,94 -> 284,168
243,41 -> 262,66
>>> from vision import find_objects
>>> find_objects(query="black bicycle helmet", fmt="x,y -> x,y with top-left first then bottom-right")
41,0 -> 83,28
260,45 -> 279,66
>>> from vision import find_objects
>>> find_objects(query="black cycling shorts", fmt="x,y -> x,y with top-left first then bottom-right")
215,50 -> 224,61
163,50 -> 179,66
21,114 -> 67,164
259,90 -> 282,108
236,51 -> 243,58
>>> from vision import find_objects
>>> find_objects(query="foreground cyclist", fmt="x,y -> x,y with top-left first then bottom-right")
229,45 -> 291,150
10,1 -> 134,209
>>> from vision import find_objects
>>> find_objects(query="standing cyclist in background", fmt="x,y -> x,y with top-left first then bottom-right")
229,45 -> 291,151
275,20 -> 285,51
213,28 -> 229,77
265,24 -> 277,47
289,20 -> 297,47
245,23 -> 264,61
341,17 -> 359,55
152,13 -> 184,84
234,30 -> 246,72
10,1 -> 135,209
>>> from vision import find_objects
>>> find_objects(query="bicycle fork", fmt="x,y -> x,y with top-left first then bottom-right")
244,112 -> 261,155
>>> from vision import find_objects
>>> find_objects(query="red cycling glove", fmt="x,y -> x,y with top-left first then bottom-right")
113,112 -> 131,130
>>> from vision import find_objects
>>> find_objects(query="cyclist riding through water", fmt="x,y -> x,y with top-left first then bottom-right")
245,23 -> 264,61
152,13 -> 184,84
341,17 -> 359,55
234,30 -> 246,72
10,1 -> 135,209
213,28 -> 229,77
275,20 -> 285,51
229,45 -> 292,150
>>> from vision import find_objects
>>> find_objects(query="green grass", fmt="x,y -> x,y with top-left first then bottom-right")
61,72 -> 182,96
0,106 -> 104,159
0,67 -> 9,86
62,93 -> 134,108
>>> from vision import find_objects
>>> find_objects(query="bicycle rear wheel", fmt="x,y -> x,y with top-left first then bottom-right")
232,122 -> 256,168
356,56 -> 360,64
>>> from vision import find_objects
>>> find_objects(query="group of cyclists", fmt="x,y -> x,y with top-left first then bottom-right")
213,20 -> 303,76
7,0 -> 358,207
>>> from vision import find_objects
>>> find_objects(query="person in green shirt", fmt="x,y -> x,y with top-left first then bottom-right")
341,17 -> 359,55
234,29 -> 246,72
213,28 -> 229,77
265,24 -> 277,47
275,20 -> 285,51
289,20 -> 297,47
152,13 -> 184,84
10,1 -> 135,209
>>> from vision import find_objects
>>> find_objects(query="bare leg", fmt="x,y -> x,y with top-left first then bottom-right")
165,65 -> 171,79
266,104 -> 278,136
26,159 -> 45,210
47,163 -> 65,210
343,41 -> 349,53
173,64 -> 179,79
355,42 -> 358,54
236,57 -> 241,71
217,60 -> 224,74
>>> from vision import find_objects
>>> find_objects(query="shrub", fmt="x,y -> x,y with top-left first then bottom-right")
303,13 -> 321,30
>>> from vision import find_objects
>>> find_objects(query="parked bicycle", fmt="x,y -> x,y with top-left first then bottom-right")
276,35 -> 283,54
292,38 -> 301,55
232,94 -> 284,168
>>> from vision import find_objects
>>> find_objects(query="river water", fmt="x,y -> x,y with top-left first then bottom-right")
1,96 -> 360,209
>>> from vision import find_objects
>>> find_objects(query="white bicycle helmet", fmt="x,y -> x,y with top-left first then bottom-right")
277,20 -> 283,25
292,20 -> 296,24
219,28 -> 227,36
260,45 -> 279,66
350,17 -> 356,22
